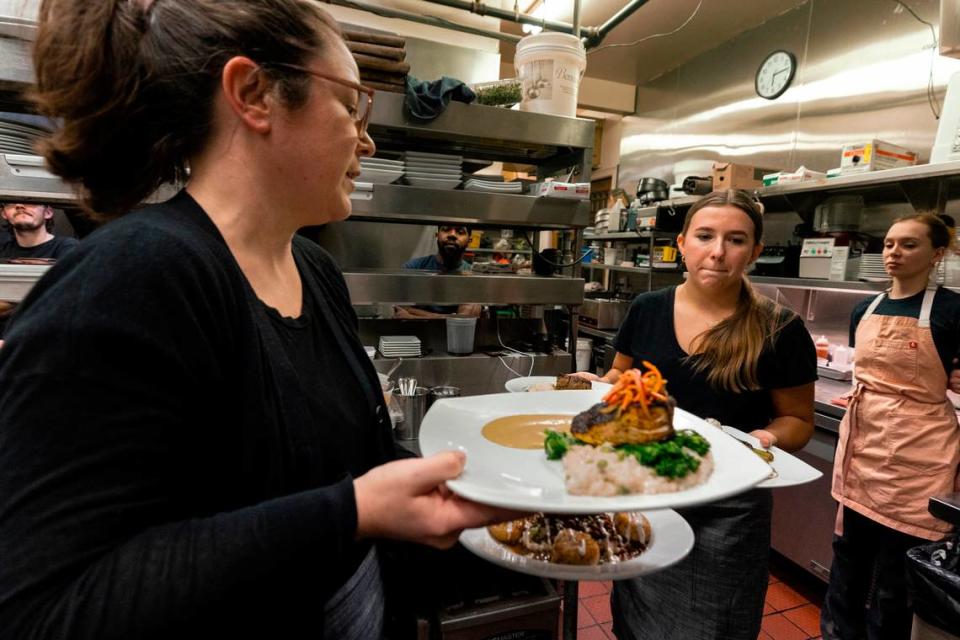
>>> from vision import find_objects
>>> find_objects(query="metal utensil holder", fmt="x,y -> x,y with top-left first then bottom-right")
393,386 -> 430,440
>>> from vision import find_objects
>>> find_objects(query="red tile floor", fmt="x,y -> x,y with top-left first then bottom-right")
569,552 -> 828,640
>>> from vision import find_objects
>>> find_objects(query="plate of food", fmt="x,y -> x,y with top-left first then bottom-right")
420,363 -> 772,513
721,426 -> 823,489
460,509 -> 694,581
504,374 -> 611,393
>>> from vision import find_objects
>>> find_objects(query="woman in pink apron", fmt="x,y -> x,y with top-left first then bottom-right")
821,214 -> 960,639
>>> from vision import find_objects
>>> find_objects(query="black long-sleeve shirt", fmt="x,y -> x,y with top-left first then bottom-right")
0,192 -> 395,638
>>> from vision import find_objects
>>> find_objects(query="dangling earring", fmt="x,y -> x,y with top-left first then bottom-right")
680,254 -> 686,264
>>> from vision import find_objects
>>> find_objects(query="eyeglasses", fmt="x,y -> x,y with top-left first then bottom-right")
267,63 -> 375,136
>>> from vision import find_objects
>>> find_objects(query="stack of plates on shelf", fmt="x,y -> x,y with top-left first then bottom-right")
0,116 -> 49,155
378,335 -> 422,357
858,254 -> 890,282
464,177 -> 523,193
403,151 -> 462,189
358,157 -> 404,184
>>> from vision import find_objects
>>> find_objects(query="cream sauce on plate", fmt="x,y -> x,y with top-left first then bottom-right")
481,414 -> 572,449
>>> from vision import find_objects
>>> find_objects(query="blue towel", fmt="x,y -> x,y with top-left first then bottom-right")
404,75 -> 476,122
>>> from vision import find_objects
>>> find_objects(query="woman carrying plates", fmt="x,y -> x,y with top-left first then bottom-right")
574,189 -> 816,640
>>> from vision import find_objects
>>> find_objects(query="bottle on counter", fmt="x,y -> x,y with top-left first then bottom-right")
815,335 -> 830,363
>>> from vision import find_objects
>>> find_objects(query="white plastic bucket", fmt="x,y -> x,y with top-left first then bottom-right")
515,32 -> 587,118
576,337 -> 593,372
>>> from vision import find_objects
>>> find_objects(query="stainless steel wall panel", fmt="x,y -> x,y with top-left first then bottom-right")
619,0 -> 960,194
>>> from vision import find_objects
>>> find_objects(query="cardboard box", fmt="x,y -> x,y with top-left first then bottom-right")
712,163 -> 778,190
535,181 -> 591,199
840,139 -> 918,174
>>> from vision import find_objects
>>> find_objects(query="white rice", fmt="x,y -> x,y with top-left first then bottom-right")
562,445 -> 714,496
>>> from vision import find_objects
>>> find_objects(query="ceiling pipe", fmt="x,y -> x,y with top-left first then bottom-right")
325,0 -> 522,43
417,0 -> 592,38
327,0 -> 651,50
588,0 -> 651,47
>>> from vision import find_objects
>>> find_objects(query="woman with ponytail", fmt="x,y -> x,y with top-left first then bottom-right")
821,214 -> 960,640
576,189 -> 816,639
0,1 -> 516,638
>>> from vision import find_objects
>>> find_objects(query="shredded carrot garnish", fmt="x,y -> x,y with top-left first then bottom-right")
601,361 -> 667,417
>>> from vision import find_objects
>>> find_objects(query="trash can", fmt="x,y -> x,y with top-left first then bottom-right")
906,536 -> 960,639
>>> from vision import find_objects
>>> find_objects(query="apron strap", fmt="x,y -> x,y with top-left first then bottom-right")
918,285 -> 937,328
860,291 -> 887,322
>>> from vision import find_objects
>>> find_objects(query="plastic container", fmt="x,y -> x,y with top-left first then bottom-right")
446,316 -> 478,354
471,78 -> 522,107
515,32 -> 587,118
576,337 -> 593,372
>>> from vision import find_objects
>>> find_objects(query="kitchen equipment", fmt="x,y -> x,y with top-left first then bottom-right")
393,386 -> 430,440
813,195 -> 864,233
753,245 -> 800,277
636,177 -> 669,205
429,385 -> 461,409
799,238 -> 841,279
579,298 -> 631,329
932,71 -> 960,163
680,176 -> 713,195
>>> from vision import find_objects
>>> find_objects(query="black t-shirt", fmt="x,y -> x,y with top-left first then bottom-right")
613,286 -> 818,430
850,286 -> 960,375
0,234 -> 79,259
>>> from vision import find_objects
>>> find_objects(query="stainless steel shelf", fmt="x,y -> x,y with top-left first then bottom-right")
584,231 -> 654,241
343,269 -> 584,305
584,263 -> 650,274
349,183 -> 591,229
760,160 -> 960,196
584,263 -> 681,274
465,247 -> 532,255
0,263 -> 50,302
751,275 -> 960,294
368,92 -> 595,167
577,325 -> 617,342
750,276 -> 888,293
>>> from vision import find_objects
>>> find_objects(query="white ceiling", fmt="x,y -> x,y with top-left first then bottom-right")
498,0 -> 811,84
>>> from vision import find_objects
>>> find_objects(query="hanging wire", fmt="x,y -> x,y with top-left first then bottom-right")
586,0 -> 703,56
893,0 -> 941,119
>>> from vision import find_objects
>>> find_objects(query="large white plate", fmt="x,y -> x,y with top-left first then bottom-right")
419,390 -> 772,513
504,376 -> 611,393
722,426 -> 823,489
459,509 -> 694,581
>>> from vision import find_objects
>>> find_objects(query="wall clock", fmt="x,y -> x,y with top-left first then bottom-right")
755,50 -> 796,100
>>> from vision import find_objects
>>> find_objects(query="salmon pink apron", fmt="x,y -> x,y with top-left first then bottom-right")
832,286 -> 959,540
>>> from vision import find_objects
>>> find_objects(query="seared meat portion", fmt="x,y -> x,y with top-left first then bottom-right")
555,374 -> 591,390
570,398 -> 675,446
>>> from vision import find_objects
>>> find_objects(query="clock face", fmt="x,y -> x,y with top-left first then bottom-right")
755,50 -> 796,100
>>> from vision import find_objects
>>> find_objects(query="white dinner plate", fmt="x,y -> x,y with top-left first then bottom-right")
459,509 -> 694,581
419,390 -> 772,513
504,376 -> 611,393
721,426 -> 823,489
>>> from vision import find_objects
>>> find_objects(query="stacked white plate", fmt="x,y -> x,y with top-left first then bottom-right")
858,254 -> 890,282
464,178 -> 523,193
0,117 -> 49,155
403,151 -> 462,189
358,157 -> 403,184
378,335 -> 421,357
